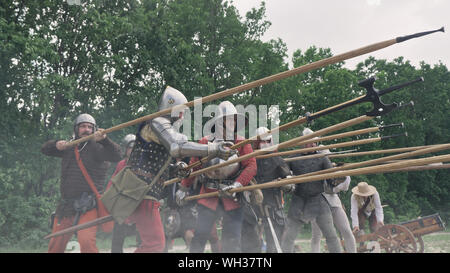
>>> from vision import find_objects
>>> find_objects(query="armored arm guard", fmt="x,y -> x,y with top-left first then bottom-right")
150,117 -> 211,158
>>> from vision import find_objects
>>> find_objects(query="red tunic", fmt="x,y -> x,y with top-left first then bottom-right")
181,135 -> 257,211
106,158 -> 127,190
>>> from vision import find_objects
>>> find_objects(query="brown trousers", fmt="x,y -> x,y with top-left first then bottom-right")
357,209 -> 380,233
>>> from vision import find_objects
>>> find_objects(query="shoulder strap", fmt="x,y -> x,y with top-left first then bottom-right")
361,196 -> 372,211
148,156 -> 173,188
74,146 -> 102,200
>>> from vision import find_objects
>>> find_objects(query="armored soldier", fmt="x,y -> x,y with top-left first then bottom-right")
281,128 -> 342,253
177,101 -> 257,253
41,113 -> 122,253
119,87 -> 235,253
242,127 -> 293,253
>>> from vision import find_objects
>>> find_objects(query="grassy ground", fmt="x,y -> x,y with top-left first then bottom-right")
1,228 -> 448,253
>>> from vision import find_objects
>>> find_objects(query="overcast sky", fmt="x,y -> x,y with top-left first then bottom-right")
232,0 -> 449,70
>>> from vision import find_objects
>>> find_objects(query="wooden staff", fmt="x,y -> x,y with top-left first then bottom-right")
283,123 -> 403,149
283,149 -> 357,162
62,27 -> 444,148
326,144 -> 439,159
284,145 -> 438,163
282,143 -> 450,180
163,115 -> 374,186
256,132 -> 406,159
379,163 -> 450,173
184,153 -> 450,201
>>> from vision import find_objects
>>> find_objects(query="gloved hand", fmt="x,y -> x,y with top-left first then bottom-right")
281,183 -> 295,193
208,141 -> 238,160
173,161 -> 191,178
219,181 -> 242,198
175,186 -> 190,206
278,176 -> 295,193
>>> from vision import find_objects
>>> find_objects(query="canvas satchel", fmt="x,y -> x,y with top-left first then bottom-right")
101,156 -> 172,224
100,167 -> 151,224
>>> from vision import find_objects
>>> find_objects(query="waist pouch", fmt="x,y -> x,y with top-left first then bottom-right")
101,167 -> 153,224
74,192 -> 97,213
73,192 -> 97,226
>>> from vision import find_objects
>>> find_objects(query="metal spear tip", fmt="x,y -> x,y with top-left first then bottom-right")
379,122 -> 405,130
396,27 -> 445,43
381,132 -> 408,140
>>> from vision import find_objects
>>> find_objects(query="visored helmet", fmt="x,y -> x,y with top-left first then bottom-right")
210,101 -> 247,139
158,86 -> 188,122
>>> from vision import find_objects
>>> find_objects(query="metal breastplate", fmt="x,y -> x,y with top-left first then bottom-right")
127,127 -> 171,199
204,138 -> 240,180
204,154 -> 240,180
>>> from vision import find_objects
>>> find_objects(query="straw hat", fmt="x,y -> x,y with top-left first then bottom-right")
352,182 -> 377,197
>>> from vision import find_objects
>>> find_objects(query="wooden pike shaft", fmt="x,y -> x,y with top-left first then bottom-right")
163,115 -> 373,186
257,137 -> 382,159
64,28 -> 444,148
380,163 -> 450,173
284,126 -> 380,149
284,150 -> 354,162
184,153 -> 450,201
44,215 -> 113,240
286,143 -> 450,179
327,145 -> 435,158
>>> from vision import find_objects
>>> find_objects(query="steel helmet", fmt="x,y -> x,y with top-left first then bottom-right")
158,86 -> 188,121
73,113 -> 97,138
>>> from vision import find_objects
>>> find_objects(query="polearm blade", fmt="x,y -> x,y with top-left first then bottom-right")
63,27 -> 444,149
184,153 -> 450,201
44,215 -> 113,240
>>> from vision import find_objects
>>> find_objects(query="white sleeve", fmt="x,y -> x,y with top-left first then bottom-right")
373,192 -> 384,223
350,194 -> 359,228
333,176 -> 351,193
